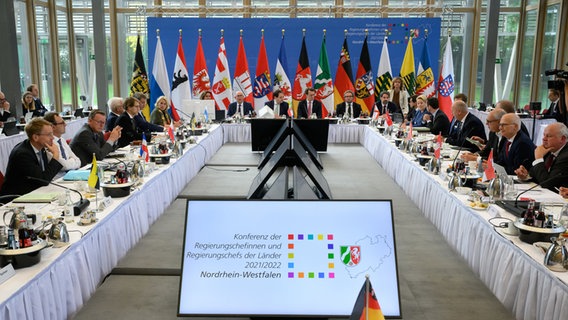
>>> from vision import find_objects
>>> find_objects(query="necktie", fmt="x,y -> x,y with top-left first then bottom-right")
93,133 -> 99,143
551,102 -> 557,115
58,139 -> 67,159
544,154 -> 555,171
238,104 -> 242,114
131,118 -> 136,131
349,103 -> 353,117
274,103 -> 279,115
455,121 -> 462,133
383,104 -> 387,114
37,151 -> 45,171
308,101 -> 312,117
505,141 -> 511,157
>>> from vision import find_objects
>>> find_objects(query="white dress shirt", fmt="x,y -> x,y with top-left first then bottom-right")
52,136 -> 81,173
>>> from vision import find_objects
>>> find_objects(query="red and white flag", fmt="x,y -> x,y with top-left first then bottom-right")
385,110 -> 393,127
192,34 -> 211,99
170,35 -> 190,122
233,35 -> 253,104
484,150 -> 496,181
434,133 -> 442,159
287,107 -> 294,118
253,34 -> 272,108
168,123 -> 175,142
212,36 -> 232,110
437,35 -> 454,119
372,104 -> 380,121
140,133 -> 149,162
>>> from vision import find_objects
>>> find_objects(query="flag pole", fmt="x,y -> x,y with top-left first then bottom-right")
365,274 -> 370,320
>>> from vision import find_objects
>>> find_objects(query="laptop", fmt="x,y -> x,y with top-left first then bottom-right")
74,108 -> 84,118
2,121 -> 19,136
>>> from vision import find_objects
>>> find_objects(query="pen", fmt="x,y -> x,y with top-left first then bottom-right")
555,187 -> 560,192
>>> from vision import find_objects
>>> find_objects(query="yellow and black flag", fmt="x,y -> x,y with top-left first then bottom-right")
130,35 -> 150,119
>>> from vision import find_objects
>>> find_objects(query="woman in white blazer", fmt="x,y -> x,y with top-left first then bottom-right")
388,77 -> 409,116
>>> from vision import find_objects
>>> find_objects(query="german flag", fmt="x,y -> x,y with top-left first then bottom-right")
349,278 -> 385,320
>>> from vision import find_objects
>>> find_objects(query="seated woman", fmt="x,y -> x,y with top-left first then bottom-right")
150,96 -> 172,126
409,95 -> 430,127
22,91 -> 42,118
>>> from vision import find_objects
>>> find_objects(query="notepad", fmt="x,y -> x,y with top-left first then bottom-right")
13,192 -> 59,203
63,170 -> 91,181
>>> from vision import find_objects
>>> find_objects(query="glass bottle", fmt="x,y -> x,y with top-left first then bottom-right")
27,217 -> 37,242
535,204 -> 546,228
63,189 -> 74,223
18,219 -> 31,248
524,200 -> 536,226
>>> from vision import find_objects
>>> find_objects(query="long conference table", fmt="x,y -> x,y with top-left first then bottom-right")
1,122 -> 567,319
0,118 -> 88,174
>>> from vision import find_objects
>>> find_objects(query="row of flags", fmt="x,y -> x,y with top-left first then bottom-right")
130,31 -> 455,120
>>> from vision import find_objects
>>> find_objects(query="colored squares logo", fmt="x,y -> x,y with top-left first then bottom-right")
287,233 -> 334,279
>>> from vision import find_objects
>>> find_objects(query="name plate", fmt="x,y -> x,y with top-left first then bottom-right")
0,263 -> 16,285
487,205 -> 501,218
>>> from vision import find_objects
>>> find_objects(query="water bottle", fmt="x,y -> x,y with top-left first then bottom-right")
63,189 -> 74,223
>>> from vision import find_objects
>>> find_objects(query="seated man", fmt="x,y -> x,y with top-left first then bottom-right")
70,110 -> 122,166
227,91 -> 254,117
0,118 -> 63,197
0,91 -> 13,123
116,97 -> 153,148
495,113 -> 535,174
515,123 -> 568,191
297,87 -> 323,119
423,97 -> 450,136
461,108 -> 506,162
106,97 -> 124,132
445,100 -> 486,151
335,90 -> 362,118
264,89 -> 289,118
372,91 -> 400,117
44,112 -> 81,176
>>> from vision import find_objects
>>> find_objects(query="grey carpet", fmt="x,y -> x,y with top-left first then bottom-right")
74,143 -> 513,320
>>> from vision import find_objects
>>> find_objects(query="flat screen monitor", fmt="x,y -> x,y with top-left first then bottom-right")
178,200 -> 401,318
251,119 -> 329,152
181,99 -> 216,120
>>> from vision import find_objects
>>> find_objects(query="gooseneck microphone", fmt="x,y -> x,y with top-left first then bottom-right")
26,176 -> 90,216
514,173 -> 566,207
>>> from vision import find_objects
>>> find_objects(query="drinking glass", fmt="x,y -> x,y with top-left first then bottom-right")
504,178 -> 517,200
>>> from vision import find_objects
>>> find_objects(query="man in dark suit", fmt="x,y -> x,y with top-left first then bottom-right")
516,122 -> 568,191
105,97 -> 124,132
495,113 -> 535,174
0,118 -> 63,197
227,91 -> 254,117
0,91 -> 12,123
461,108 -> 506,162
26,84 -> 48,116
423,97 -> 450,136
445,100 -> 487,151
70,110 -> 122,166
335,90 -> 362,118
115,97 -> 162,148
264,89 -> 289,118
372,91 -> 399,118
541,89 -> 565,123
297,87 -> 323,119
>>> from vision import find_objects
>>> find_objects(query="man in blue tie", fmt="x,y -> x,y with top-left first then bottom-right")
0,118 -> 63,197
44,112 -> 81,176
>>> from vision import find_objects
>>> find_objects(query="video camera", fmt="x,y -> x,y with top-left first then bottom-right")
546,63 -> 568,91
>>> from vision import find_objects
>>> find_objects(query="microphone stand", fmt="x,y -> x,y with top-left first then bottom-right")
26,176 -> 90,216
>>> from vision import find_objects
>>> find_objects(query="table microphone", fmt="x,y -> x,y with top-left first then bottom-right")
514,173 -> 566,207
26,176 -> 90,216
451,126 -> 474,171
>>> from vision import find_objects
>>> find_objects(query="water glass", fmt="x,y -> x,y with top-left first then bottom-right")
504,178 -> 517,200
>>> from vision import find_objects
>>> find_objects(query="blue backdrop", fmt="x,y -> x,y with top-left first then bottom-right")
146,17 -> 441,106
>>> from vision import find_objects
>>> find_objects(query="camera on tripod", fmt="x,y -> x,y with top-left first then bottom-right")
546,63 -> 568,90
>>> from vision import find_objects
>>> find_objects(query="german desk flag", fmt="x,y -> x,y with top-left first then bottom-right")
349,277 -> 385,320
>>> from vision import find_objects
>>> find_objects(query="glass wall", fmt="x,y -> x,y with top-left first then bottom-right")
7,0 -> 564,114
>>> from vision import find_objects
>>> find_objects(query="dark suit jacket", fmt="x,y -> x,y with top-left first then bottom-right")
529,143 -> 568,190
478,131 -> 504,160
33,98 -> 48,116
265,100 -> 289,117
0,140 -> 63,196
496,131 -> 535,174
372,101 -> 400,116
336,102 -> 363,118
427,109 -> 450,136
297,99 -> 323,119
134,114 -> 163,133
227,101 -> 254,117
70,124 -> 116,166
445,113 -> 487,151
106,112 -> 120,132
0,110 -> 11,122
115,113 -> 145,148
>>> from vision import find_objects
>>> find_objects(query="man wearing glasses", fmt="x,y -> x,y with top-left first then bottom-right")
495,113 -> 535,174
0,91 -> 13,123
335,90 -> 362,119
44,112 -> 81,177
445,100 -> 486,151
70,110 -> 122,166
461,108 -> 506,162
0,118 -> 63,197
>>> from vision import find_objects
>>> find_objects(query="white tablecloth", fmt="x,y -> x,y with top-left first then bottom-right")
0,118 -> 87,174
0,125 -> 223,319
361,127 -> 568,320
